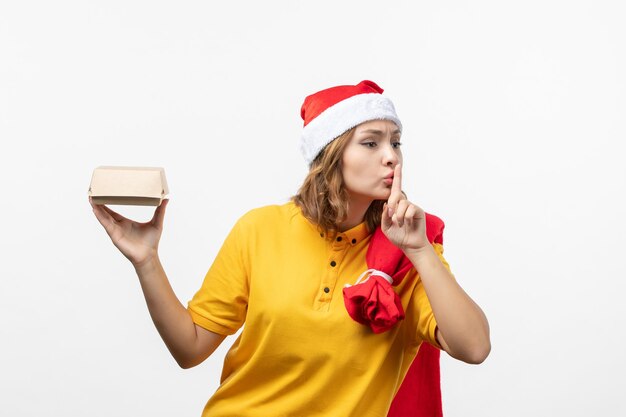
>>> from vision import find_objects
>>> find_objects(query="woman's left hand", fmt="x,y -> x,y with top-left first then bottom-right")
381,164 -> 430,254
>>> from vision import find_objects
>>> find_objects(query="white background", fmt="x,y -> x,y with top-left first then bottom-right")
1,1 -> 625,416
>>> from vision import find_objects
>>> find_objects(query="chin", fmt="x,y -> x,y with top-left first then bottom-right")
347,186 -> 391,202
365,190 -> 392,200
377,187 -> 393,198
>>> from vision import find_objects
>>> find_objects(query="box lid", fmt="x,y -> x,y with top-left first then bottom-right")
88,166 -> 169,198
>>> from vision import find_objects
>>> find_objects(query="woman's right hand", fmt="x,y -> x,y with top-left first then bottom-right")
89,196 -> 169,268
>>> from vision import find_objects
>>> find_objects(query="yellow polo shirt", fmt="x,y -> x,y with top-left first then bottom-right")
187,201 -> 451,417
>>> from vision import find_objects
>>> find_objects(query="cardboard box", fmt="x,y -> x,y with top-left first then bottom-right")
88,166 -> 169,206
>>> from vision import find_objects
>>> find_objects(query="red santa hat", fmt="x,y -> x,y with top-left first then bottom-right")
300,80 -> 402,164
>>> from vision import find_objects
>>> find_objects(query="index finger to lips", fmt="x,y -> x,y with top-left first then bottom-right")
387,164 -> 403,215
391,164 -> 402,196
388,164 -> 403,206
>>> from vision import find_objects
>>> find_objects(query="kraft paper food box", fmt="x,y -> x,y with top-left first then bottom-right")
88,166 -> 169,206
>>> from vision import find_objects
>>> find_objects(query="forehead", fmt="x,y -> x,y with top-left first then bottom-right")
354,119 -> 400,135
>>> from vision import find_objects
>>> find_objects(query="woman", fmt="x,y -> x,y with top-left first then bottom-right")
90,80 -> 490,417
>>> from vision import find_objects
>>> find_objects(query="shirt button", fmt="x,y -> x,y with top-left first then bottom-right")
324,287 -> 330,293
336,236 -> 342,242
330,261 -> 336,267
351,238 -> 357,244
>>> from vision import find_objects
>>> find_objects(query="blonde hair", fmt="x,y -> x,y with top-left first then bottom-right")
291,127 -> 385,238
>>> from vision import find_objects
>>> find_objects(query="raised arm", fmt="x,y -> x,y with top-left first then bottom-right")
382,164 -> 491,364
90,197 -> 225,368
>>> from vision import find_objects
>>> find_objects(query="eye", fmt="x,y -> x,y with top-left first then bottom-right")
392,141 -> 403,149
361,142 -> 377,148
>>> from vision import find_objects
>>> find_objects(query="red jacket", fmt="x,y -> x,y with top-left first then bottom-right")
388,213 -> 445,417
342,212 -> 446,416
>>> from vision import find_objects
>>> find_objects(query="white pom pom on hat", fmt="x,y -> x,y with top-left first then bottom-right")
299,80 -> 402,165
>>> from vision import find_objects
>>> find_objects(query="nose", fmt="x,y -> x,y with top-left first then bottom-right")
382,143 -> 400,167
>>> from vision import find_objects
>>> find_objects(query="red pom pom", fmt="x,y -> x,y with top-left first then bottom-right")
343,276 -> 404,334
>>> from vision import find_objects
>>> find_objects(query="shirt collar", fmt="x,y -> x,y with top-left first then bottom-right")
335,221 -> 370,245
287,200 -> 372,245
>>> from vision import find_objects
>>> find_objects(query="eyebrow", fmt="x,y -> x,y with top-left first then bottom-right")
358,129 -> 401,135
